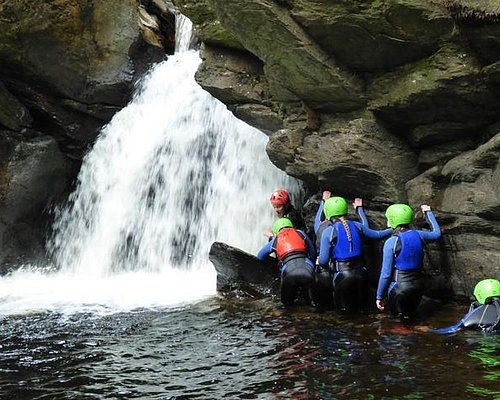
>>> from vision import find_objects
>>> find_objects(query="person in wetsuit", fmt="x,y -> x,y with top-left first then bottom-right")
257,217 -> 316,306
317,196 -> 392,312
312,190 -> 334,307
375,203 -> 441,319
263,189 -> 306,239
433,279 -> 500,334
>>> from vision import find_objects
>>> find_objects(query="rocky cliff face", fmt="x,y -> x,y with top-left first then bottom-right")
0,0 -> 498,298
174,0 -> 500,297
0,0 -> 175,269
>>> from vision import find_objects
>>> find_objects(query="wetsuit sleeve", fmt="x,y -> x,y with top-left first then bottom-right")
432,309 -> 473,334
256,240 -> 274,261
431,319 -> 465,334
314,201 -> 325,234
300,230 -> 317,263
354,220 -> 393,240
318,225 -> 334,267
356,206 -> 370,226
417,211 -> 441,241
376,236 -> 397,300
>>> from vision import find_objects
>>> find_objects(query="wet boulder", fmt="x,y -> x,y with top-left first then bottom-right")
267,114 -> 419,203
288,0 -> 453,73
209,0 -> 366,111
406,130 -> 500,296
209,241 -> 280,298
0,135 -> 68,271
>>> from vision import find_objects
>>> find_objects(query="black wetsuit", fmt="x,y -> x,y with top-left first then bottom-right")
433,298 -> 500,334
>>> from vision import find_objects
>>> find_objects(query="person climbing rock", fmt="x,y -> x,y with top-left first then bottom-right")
375,203 -> 441,320
257,217 -> 316,306
317,196 -> 392,312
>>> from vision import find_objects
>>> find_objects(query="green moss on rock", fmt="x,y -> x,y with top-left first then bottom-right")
173,0 -> 243,49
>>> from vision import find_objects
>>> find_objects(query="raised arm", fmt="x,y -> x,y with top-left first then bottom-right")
355,220 -> 393,240
417,205 -> 441,241
318,225 -> 334,267
354,198 -> 392,240
353,198 -> 368,225
314,201 -> 325,234
314,191 -> 331,233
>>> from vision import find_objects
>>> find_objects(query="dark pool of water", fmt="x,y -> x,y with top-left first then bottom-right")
0,297 -> 498,399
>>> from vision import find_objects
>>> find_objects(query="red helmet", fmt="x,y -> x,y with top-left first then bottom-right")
270,189 -> 290,206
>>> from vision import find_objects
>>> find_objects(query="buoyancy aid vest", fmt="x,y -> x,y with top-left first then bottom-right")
331,220 -> 363,261
274,228 -> 307,261
394,230 -> 424,271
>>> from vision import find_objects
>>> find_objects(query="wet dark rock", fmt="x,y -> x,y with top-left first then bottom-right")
1,0 -> 500,299
177,0 -> 500,299
0,0 -> 176,272
0,135 -> 68,271
209,241 -> 280,298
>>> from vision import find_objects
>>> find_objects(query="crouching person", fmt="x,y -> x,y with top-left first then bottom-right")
257,218 -> 316,306
376,204 -> 441,320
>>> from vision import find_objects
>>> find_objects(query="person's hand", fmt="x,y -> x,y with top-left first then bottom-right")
322,191 -> 331,201
376,299 -> 386,311
353,198 -> 363,208
421,204 -> 431,213
263,228 -> 273,238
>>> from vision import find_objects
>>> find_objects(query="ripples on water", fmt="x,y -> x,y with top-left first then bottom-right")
0,298 -> 498,399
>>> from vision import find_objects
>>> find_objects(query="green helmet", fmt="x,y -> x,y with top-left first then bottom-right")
385,203 -> 414,229
473,279 -> 500,304
272,217 -> 294,235
324,197 -> 348,220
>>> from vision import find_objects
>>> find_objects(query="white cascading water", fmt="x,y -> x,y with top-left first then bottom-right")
0,15 -> 301,315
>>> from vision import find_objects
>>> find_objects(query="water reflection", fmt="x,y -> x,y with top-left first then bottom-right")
0,299 -> 498,399
466,335 -> 500,398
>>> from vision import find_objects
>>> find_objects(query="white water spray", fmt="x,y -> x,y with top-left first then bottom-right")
0,16 -> 301,315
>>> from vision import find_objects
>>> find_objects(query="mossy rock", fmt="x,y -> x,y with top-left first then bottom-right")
173,0 -> 243,50
368,44 -> 500,129
289,0 -> 453,72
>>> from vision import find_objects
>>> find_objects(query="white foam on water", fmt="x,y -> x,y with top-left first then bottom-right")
0,16 -> 301,316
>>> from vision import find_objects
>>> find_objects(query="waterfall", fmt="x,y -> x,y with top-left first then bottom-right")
0,15 -> 301,315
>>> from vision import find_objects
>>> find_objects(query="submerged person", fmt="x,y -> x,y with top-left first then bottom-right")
317,196 -> 392,312
375,203 -> 441,319
263,189 -> 306,238
257,217 -> 316,306
433,279 -> 500,334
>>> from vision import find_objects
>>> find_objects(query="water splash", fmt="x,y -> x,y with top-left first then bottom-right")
0,16 -> 301,315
